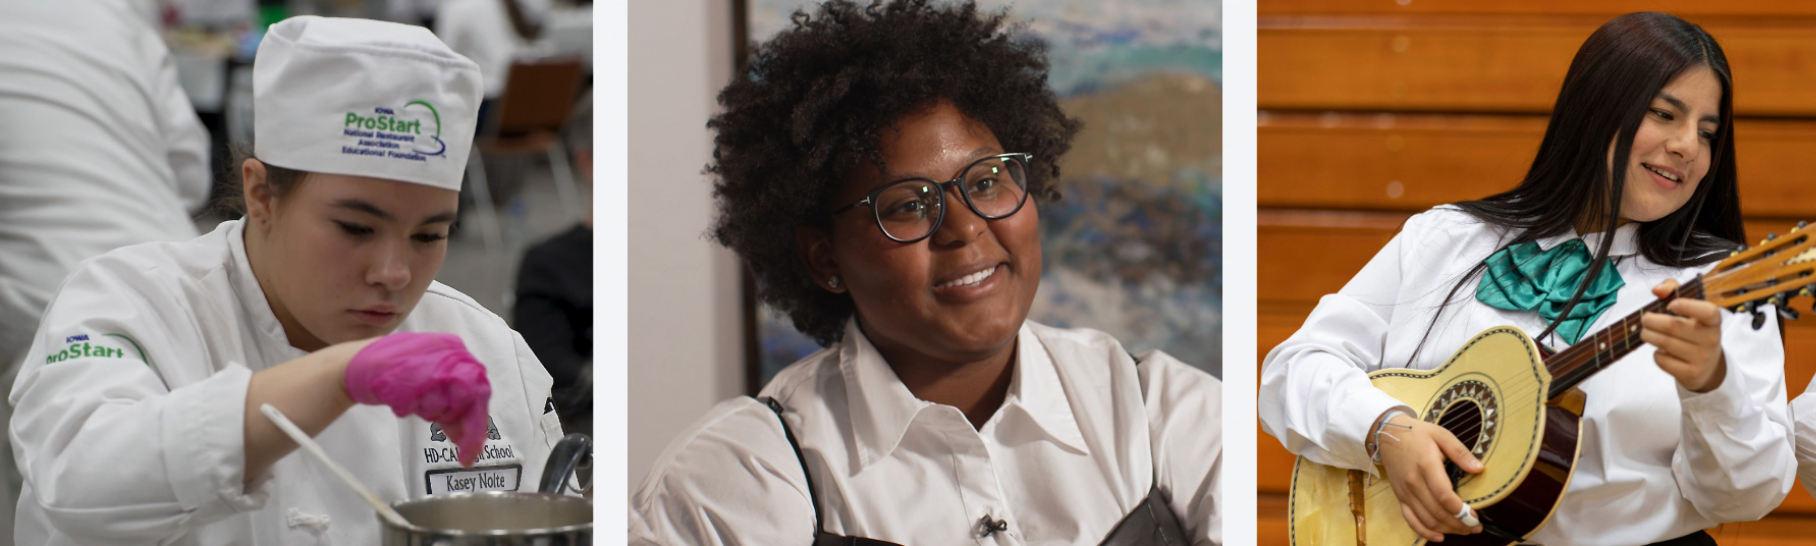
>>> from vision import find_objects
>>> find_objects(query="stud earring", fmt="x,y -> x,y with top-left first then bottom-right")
828,276 -> 841,289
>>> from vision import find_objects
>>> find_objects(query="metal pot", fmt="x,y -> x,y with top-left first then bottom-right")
380,434 -> 593,545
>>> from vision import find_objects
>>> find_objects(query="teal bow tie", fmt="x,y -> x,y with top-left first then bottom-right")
1475,239 -> 1625,345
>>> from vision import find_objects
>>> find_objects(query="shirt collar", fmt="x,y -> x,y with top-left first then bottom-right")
223,219 -> 305,366
839,320 -> 1090,470
999,325 -> 1090,455
1535,221 -> 1641,257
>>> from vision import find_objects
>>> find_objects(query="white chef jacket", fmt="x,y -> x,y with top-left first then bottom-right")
631,320 -> 1222,546
10,219 -> 565,545
1259,206 -> 1794,545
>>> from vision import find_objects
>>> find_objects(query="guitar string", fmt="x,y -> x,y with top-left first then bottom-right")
1421,280 -> 1697,434
1545,279 -> 1700,395
1420,290 -> 1678,451
1403,273 -> 1728,436
1365,379 -> 1538,506
1419,307 -> 1658,438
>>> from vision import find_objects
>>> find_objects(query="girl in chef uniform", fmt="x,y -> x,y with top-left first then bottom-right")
9,16 -> 562,545
1259,12 -> 1792,546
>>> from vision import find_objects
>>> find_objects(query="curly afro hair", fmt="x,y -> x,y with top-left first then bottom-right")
708,0 -> 1081,346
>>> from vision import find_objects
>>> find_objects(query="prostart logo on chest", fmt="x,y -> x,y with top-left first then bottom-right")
340,100 -> 447,162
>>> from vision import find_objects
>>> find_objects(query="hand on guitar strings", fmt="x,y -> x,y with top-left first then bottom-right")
1641,279 -> 1727,393
1375,411 -> 1485,542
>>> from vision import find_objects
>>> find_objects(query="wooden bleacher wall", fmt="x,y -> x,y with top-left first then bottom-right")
1257,2 -> 1816,544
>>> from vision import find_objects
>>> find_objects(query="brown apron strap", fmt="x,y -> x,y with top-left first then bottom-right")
1097,484 -> 1191,546
1096,353 -> 1192,545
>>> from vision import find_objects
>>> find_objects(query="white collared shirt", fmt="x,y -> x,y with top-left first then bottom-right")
631,320 -> 1222,545
11,220 -> 564,545
1260,206 -> 1794,546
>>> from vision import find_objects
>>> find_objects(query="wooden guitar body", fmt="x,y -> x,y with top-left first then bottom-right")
1287,327 -> 1585,546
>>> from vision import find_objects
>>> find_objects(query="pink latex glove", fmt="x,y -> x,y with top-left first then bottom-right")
345,332 -> 492,467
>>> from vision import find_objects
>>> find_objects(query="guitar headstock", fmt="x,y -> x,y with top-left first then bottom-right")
1704,221 -> 1816,323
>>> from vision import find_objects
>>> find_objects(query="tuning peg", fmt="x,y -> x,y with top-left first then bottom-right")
1799,220 -> 1809,230
1768,233 -> 1779,242
1771,294 -> 1796,321
1802,286 -> 1816,298
1753,309 -> 1769,330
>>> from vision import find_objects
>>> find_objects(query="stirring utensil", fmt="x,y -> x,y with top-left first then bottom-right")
259,403 -> 413,529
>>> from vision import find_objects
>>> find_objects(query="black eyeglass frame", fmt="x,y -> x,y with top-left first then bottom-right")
828,153 -> 1035,243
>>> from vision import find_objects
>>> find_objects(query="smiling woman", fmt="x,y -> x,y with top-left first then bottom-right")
800,102 -> 1045,427
1615,65 -> 1721,226
629,1 -> 1222,545
1258,12 -> 1790,546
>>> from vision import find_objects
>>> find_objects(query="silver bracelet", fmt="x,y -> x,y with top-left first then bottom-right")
1369,409 -> 1414,464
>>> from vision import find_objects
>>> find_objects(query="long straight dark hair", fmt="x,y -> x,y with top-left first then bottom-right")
1411,12 -> 1745,360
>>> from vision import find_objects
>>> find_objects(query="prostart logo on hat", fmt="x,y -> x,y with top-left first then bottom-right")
341,100 -> 447,162
255,16 -> 481,192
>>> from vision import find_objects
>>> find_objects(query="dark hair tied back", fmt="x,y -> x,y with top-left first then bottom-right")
207,144 -> 309,217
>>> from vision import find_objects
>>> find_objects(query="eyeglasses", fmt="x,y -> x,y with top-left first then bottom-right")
829,153 -> 1033,243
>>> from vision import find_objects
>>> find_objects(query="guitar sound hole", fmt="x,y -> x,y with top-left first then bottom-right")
1440,400 -> 1485,453
1426,380 -> 1498,459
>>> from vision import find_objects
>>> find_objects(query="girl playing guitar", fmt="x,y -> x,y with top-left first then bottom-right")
1260,12 -> 1794,546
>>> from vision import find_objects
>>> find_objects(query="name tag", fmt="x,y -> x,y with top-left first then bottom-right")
424,464 -> 522,495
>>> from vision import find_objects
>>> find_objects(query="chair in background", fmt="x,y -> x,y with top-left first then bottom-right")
465,56 -> 587,257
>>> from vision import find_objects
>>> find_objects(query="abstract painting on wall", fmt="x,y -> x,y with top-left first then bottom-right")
746,0 -> 1223,387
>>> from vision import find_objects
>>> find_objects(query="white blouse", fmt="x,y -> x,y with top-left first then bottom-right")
1259,207 -> 1794,546
631,320 -> 1223,545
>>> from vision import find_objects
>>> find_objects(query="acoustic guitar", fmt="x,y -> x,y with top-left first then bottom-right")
1286,224 -> 1816,546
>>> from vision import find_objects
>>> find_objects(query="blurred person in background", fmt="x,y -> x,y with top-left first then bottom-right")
514,89 -> 593,437
0,0 -> 214,542
8,16 -> 564,544
434,0 -> 549,123
630,2 -> 1221,544
387,0 -> 443,27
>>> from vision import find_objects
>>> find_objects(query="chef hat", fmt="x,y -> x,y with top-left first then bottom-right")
253,16 -> 482,192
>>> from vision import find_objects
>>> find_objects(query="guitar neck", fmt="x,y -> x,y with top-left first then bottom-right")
1544,277 -> 1704,399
